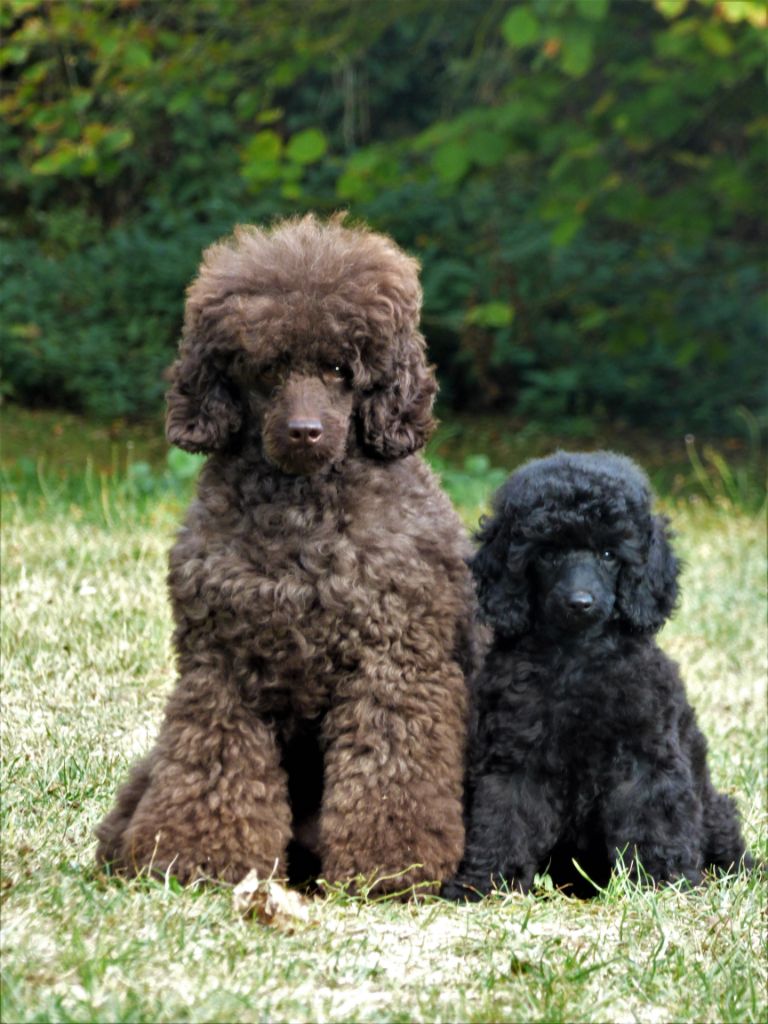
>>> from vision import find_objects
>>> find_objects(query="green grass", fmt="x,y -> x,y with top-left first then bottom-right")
1,410 -> 766,1023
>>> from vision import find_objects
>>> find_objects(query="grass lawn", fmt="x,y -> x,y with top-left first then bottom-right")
1,411 -> 766,1023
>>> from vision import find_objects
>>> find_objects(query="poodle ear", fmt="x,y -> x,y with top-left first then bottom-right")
358,332 -> 437,459
471,517 -> 531,639
617,514 -> 680,633
165,345 -> 242,454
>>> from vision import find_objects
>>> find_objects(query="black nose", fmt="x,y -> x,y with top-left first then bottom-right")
288,419 -> 323,445
568,590 -> 594,611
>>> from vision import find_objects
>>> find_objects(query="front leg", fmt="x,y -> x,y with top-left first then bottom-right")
95,667 -> 292,885
319,657 -> 467,895
602,754 -> 704,885
443,770 -> 564,900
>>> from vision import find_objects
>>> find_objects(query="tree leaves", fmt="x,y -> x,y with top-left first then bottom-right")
432,143 -> 471,184
465,302 -> 516,328
243,130 -> 283,164
501,1 -> 600,76
285,128 -> 327,164
29,125 -> 134,177
241,127 -> 327,192
2,0 -> 765,432
559,24 -> 595,77
501,6 -> 541,49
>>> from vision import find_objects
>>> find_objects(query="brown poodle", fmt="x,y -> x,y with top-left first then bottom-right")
95,214 -> 480,893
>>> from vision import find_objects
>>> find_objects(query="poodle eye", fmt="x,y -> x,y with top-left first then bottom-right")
323,364 -> 348,384
600,549 -> 616,562
537,546 -> 560,564
253,366 -> 284,393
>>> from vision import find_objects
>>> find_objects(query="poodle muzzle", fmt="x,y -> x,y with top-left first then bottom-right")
536,551 -> 619,634
260,373 -> 354,476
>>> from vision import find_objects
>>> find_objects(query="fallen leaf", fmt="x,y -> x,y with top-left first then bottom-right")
232,871 -> 313,932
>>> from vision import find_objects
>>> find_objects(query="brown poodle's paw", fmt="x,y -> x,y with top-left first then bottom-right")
321,806 -> 464,897
320,847 -> 455,896
321,862 -> 444,899
94,756 -> 154,869
94,820 -> 130,869
111,826 -> 274,886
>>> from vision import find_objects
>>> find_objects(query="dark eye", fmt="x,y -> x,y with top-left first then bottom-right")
538,546 -> 560,564
323,364 -> 348,384
255,363 -> 283,392
600,549 -> 616,562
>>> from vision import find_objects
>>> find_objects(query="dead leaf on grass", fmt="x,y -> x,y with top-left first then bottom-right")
233,870 -> 314,932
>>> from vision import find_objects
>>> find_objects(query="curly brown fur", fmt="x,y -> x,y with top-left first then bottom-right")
444,451 -> 752,900
96,215 -> 480,893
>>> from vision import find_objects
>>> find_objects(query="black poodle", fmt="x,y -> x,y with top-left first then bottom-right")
444,451 -> 752,899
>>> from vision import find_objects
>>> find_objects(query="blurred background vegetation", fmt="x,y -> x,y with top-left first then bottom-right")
1,0 -> 766,451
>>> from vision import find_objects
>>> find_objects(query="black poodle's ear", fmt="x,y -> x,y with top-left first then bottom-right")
617,514 -> 680,633
165,346 -> 242,454
471,516 -> 531,640
358,333 -> 437,459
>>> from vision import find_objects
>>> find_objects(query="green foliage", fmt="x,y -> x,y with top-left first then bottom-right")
1,0 -> 766,432
429,451 -> 508,527
334,0 -> 767,432
0,441 -> 204,527
1,201 -> 248,416
683,408 -> 767,512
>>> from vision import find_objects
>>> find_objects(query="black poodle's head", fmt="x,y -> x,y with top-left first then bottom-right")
471,451 -> 680,639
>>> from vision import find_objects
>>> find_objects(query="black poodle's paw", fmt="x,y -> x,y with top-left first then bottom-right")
441,877 -> 488,902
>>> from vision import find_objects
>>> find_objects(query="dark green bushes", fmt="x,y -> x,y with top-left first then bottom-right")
2,202 -> 251,416
2,0 -> 766,431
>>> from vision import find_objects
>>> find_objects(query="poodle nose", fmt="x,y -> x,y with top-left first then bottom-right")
569,590 -> 594,612
288,418 -> 324,445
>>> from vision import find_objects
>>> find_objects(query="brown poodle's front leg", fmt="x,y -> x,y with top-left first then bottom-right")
319,659 -> 467,895
95,754 -> 153,865
96,688 -> 292,885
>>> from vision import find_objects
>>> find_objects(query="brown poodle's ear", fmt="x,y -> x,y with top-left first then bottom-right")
357,333 -> 437,459
165,348 -> 242,454
617,515 -> 680,633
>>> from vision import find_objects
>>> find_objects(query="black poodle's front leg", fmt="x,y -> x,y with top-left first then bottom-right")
602,757 -> 704,885
443,770 -> 564,900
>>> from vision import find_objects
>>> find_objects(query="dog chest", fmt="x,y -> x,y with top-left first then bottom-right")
170,493 -> 464,686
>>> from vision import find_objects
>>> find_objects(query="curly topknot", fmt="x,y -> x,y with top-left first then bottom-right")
166,213 -> 436,460
471,450 -> 680,638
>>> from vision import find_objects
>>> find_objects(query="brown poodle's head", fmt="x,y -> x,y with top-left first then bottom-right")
165,214 -> 437,475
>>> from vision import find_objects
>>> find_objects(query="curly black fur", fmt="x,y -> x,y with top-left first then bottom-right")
444,451 -> 752,899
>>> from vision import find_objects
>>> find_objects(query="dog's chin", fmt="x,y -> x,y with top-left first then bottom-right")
262,442 -> 346,477
547,606 -> 612,637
